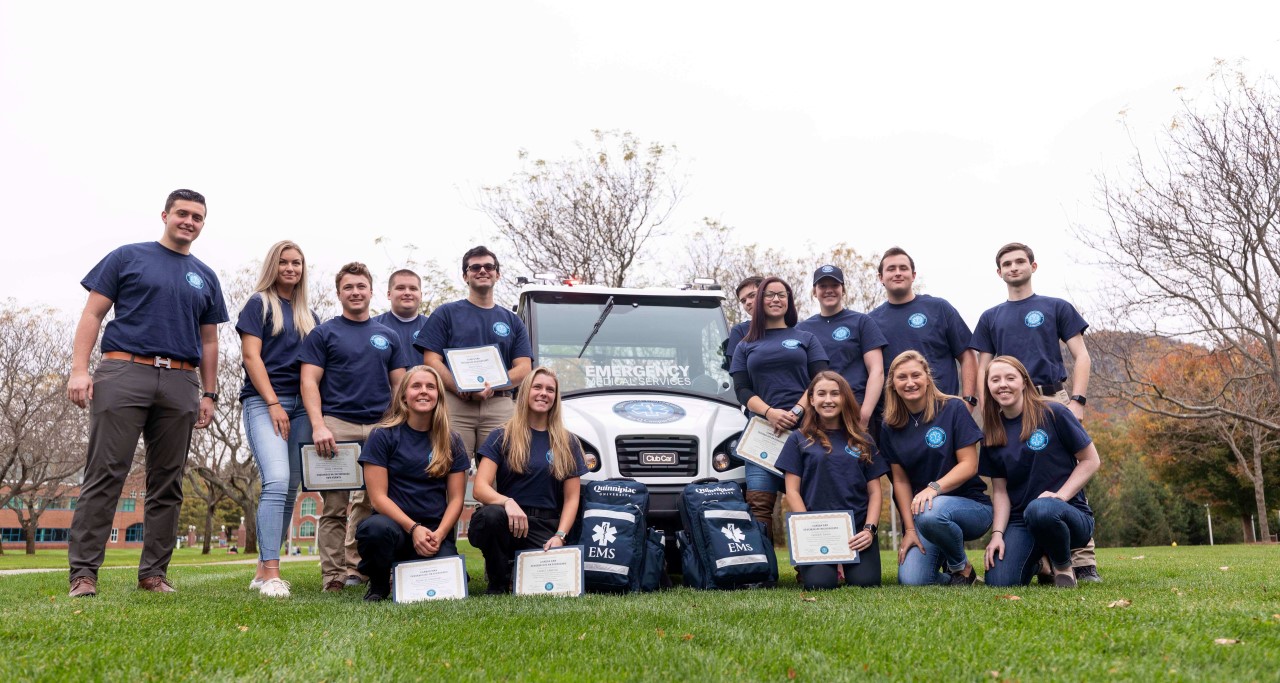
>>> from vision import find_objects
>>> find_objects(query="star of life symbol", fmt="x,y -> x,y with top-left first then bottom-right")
720,523 -> 746,543
592,521 -> 618,546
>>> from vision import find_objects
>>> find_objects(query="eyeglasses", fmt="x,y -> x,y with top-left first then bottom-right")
761,291 -> 789,300
466,263 -> 497,273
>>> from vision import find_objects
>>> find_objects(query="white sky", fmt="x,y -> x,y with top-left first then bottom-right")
3,2 -> 1279,327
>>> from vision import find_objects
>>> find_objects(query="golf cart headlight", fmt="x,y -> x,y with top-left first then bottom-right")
578,439 -> 602,472
713,452 -> 731,472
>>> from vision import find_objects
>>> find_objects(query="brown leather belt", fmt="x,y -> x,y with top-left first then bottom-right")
102,351 -> 197,371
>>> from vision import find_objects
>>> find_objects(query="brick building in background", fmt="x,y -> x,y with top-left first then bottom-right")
1,469 -> 147,551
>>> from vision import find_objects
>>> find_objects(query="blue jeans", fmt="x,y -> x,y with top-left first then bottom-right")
243,394 -> 310,562
744,462 -> 783,493
898,495 -> 992,585
985,498 -> 1094,587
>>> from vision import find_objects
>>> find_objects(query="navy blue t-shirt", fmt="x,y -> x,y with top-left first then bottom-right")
969,294 -> 1089,387
358,424 -> 470,522
478,427 -> 588,510
775,429 -> 890,529
869,294 -> 972,396
797,309 -> 888,401
979,402 -> 1093,521
298,316 -> 401,424
81,241 -> 229,364
730,328 -> 829,410
724,320 -> 750,368
236,294 -> 320,402
374,311 -> 428,370
415,300 -> 532,384
879,398 -> 989,504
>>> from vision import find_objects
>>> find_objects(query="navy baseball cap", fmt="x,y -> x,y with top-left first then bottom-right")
813,264 -> 844,285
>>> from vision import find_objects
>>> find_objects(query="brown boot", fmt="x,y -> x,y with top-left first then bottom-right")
744,491 -> 777,542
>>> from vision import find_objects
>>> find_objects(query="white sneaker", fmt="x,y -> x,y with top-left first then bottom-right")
258,578 -> 291,598
249,577 -> 266,590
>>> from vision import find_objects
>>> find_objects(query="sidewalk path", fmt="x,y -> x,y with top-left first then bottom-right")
0,553 -> 318,576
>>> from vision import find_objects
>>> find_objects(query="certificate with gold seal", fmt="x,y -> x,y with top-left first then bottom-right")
300,442 -> 364,491
733,416 -> 788,477
513,545 -> 584,596
445,345 -> 510,392
393,556 -> 468,603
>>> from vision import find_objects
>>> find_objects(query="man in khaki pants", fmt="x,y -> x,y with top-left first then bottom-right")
300,263 -> 404,592
970,242 -> 1100,582
416,246 -> 531,457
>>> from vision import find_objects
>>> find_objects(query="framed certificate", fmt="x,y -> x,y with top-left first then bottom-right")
732,416 -> 788,477
444,345 -> 510,392
393,555 -> 468,603
300,442 -> 365,491
786,511 -> 858,565
513,545 -> 584,596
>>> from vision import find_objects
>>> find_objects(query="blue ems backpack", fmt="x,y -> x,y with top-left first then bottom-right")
676,478 -> 778,589
571,479 -> 668,593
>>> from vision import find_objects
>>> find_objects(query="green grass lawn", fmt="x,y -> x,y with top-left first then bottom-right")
0,546 -> 286,570
2,544 -> 1277,681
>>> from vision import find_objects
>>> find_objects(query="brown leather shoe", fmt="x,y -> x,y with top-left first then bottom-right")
69,576 -> 97,597
323,579 -> 345,593
138,576 -> 177,593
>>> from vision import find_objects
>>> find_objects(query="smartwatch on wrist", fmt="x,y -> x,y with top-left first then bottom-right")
927,481 -> 942,493
1070,394 -> 1087,406
790,405 -> 805,419
202,391 -> 219,403
961,395 -> 978,407
863,524 -> 878,535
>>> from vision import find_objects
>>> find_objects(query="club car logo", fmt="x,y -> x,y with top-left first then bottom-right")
1024,311 -> 1046,328
832,326 -> 852,341
908,313 -> 928,329
612,400 -> 686,424
492,322 -> 511,337
369,334 -> 390,350
184,272 -> 205,289
925,427 -> 947,448
781,339 -> 802,350
1027,429 -> 1050,451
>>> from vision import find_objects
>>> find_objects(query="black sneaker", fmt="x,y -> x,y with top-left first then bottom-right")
363,584 -> 389,602
948,565 -> 978,586
1073,565 -> 1102,583
1053,571 -> 1078,588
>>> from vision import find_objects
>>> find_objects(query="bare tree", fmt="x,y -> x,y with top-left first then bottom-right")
0,302 -> 86,554
478,129 -> 683,288
1079,65 -> 1280,541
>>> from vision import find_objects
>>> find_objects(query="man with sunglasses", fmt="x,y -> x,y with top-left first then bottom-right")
416,246 -> 532,457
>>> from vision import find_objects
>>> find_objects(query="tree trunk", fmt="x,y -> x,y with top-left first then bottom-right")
1240,515 -> 1255,543
202,503 -> 215,554
1251,453 -> 1272,543
22,513 -> 38,555
244,514 -> 258,555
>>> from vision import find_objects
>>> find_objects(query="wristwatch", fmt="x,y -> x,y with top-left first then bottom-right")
202,391 -> 219,403
961,395 -> 978,407
790,405 -> 805,419
863,524 -> 878,535
927,481 -> 942,493
1070,394 -> 1087,406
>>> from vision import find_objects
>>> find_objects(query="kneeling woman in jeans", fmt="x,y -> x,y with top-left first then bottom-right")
980,356 -> 1100,588
880,350 -> 990,586
470,367 -> 588,593
776,371 -> 888,589
355,365 -> 470,602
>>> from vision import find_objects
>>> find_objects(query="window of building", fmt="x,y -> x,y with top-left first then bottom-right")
125,523 -> 144,543
0,528 -> 22,542
34,528 -> 69,543
298,521 -> 316,538
300,497 -> 317,516
68,497 -> 77,510
119,498 -> 136,513
110,528 -> 118,543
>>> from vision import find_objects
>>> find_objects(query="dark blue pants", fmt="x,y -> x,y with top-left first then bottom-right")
356,513 -> 457,593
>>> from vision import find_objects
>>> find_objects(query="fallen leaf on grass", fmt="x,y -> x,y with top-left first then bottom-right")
988,672 -> 1000,679
681,634 -> 694,641
1131,555 -> 1145,560
237,625 -> 249,632
1172,588 -> 1184,596
801,596 -> 817,603
787,667 -> 797,679
577,633 -> 586,641
442,661 -> 451,669
1108,599 -> 1132,608
345,659 -> 353,667
656,629 -> 666,638
1213,638 -> 1241,645
73,610 -> 82,615
998,594 -> 1021,601
1219,566 -> 1230,571
1273,614 -> 1280,620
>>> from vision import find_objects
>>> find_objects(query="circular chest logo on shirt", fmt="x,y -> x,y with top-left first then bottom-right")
492,322 -> 511,337
612,400 -> 686,424
925,427 -> 947,449
907,313 -> 928,329
832,326 -> 851,341
184,272 -> 205,289
781,339 -> 802,350
369,334 -> 391,350
1024,310 -> 1046,328
546,449 -> 554,464
413,329 -> 420,340
1027,429 -> 1050,451
844,444 -> 860,458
